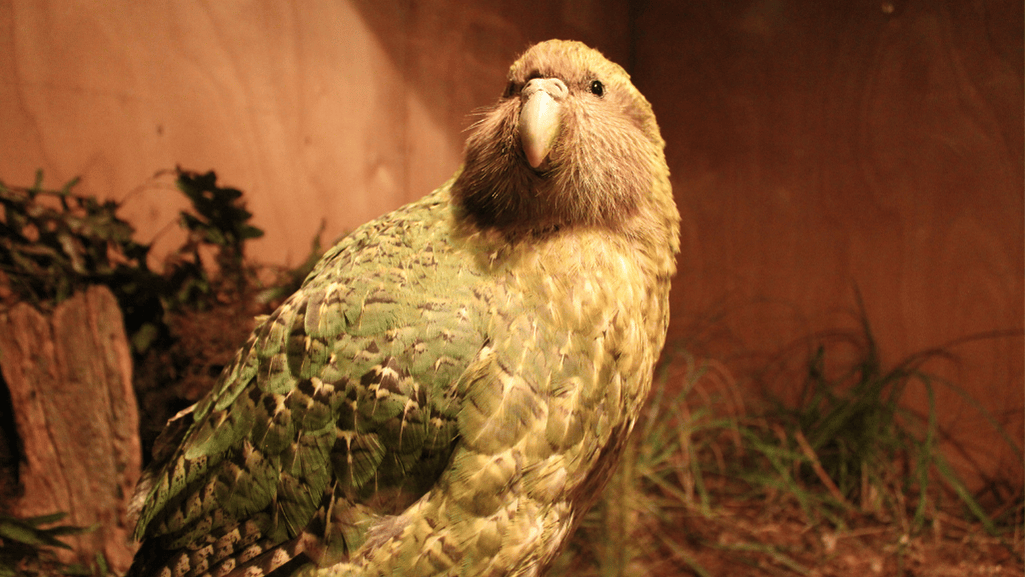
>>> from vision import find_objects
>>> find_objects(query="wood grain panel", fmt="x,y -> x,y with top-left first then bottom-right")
0,0 -> 465,265
636,0 -> 1023,488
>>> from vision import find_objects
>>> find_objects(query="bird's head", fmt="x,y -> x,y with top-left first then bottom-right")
452,39 -> 673,238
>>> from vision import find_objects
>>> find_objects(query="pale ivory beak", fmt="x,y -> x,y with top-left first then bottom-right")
518,78 -> 568,169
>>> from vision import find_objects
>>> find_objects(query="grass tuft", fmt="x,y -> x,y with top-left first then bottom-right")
554,302 -> 1022,576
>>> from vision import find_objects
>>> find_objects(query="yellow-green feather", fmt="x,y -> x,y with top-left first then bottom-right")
130,39 -> 679,577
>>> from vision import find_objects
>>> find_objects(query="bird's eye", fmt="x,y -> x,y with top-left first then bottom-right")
504,81 -> 517,98
589,80 -> 605,97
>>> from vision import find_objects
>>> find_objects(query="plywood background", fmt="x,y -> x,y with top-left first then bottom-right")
1,0 -> 1021,491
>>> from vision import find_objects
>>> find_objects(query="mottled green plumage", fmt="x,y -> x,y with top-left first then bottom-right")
128,39 -> 679,577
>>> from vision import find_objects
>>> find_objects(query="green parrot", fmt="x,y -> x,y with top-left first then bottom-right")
127,39 -> 679,577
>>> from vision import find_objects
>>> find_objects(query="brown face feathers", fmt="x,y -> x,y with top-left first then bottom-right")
453,40 -> 670,236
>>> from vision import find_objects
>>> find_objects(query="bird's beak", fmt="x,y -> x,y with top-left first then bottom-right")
518,78 -> 567,170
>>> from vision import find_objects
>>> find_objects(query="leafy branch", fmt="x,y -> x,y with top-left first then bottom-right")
0,168 -> 265,355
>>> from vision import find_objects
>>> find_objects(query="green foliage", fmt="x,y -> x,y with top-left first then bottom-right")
0,171 -> 149,308
0,512 -> 98,577
175,171 -> 263,253
756,297 -> 1019,536
170,169 -> 263,303
0,167 -> 302,466
0,168 -> 265,355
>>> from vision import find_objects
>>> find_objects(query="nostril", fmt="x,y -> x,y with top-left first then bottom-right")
547,78 -> 569,100
522,77 -> 569,101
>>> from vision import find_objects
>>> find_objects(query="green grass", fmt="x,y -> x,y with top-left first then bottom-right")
0,512 -> 104,577
553,307 -> 1023,576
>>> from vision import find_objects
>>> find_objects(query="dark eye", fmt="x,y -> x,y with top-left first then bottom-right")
504,81 -> 517,98
589,80 -> 605,97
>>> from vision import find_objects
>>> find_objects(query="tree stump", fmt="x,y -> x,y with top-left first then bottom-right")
0,285 -> 140,573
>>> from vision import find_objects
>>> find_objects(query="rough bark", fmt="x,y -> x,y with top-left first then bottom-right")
0,285 -> 140,574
